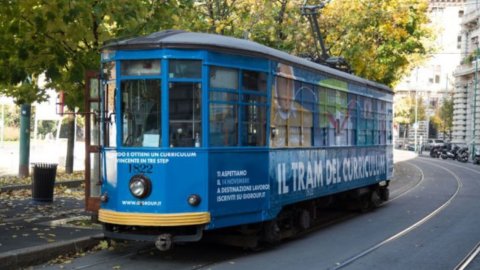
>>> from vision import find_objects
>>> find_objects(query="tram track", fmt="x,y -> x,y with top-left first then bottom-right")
330,159 -> 462,270
455,240 -> 480,270
419,157 -> 480,270
192,161 -> 430,270
39,159 -> 469,270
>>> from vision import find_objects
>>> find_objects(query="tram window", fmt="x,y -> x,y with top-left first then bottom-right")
210,91 -> 238,102
209,103 -> 238,146
241,103 -> 266,146
210,67 -> 238,89
242,71 -> 267,92
121,60 -> 161,76
169,60 -> 201,78
105,82 -> 116,147
169,82 -> 201,147
121,80 -> 161,147
326,89 -> 336,146
347,94 -> 357,146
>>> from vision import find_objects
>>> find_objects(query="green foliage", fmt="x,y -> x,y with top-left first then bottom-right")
0,0 -> 433,103
321,0 -> 433,86
394,94 -> 427,138
37,120 -> 57,138
430,96 -> 453,139
0,0 -> 190,108
3,104 -> 20,128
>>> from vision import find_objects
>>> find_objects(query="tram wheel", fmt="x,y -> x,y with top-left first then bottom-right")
263,220 -> 281,244
379,187 -> 390,202
358,194 -> 372,213
370,189 -> 382,209
298,210 -> 311,231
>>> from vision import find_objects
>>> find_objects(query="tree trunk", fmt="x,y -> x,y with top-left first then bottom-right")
65,114 -> 75,174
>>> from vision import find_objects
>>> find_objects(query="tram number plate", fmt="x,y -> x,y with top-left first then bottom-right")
128,164 -> 153,174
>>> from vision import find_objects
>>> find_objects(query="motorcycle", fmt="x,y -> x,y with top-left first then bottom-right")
441,145 -> 460,160
456,147 -> 469,163
474,149 -> 480,165
429,146 -> 442,158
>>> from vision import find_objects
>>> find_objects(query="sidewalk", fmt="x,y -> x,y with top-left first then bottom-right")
0,149 -> 417,269
0,191 -> 103,269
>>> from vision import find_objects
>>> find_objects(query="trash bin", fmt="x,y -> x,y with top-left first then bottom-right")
31,163 -> 58,202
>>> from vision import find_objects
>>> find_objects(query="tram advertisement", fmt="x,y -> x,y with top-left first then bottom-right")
208,147 -> 389,219
269,147 -> 389,204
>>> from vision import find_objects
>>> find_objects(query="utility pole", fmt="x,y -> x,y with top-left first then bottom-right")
414,91 -> 418,152
1,101 -> 4,146
19,104 -> 31,177
473,42 -> 478,160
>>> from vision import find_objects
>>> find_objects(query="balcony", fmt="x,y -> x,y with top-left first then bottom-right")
454,108 -> 467,114
455,65 -> 475,77
462,8 -> 480,28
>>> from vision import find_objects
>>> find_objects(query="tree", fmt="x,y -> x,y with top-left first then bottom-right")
0,0 -> 188,174
394,95 -> 427,141
1,0 -> 434,176
319,0 -> 433,87
0,3 -> 49,177
431,96 -> 453,140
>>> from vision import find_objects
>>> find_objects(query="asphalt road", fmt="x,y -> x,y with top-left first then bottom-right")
35,155 -> 480,270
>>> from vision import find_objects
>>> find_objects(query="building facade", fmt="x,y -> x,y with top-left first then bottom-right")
395,0 -> 466,146
453,0 -> 480,152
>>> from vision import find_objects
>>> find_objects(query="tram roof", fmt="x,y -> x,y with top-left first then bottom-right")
103,30 -> 392,94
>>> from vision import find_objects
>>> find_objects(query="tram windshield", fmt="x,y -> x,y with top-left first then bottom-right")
169,82 -> 201,147
121,79 -> 161,147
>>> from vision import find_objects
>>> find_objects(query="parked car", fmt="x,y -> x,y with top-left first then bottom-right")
425,139 -> 444,151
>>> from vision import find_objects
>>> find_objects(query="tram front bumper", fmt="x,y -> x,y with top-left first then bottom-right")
98,209 -> 211,226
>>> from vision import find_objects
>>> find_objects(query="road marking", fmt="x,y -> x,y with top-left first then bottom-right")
331,160 -> 462,269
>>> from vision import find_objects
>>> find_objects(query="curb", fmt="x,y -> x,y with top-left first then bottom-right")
0,179 -> 83,193
0,233 -> 104,270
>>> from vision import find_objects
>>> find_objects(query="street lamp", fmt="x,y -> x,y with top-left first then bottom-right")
472,42 -> 478,160
414,91 -> 418,152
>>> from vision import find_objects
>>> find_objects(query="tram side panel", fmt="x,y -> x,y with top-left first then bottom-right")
208,150 -> 270,229
269,146 -> 390,213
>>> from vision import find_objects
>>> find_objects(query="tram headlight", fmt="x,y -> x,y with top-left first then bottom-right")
187,194 -> 201,206
129,175 -> 151,199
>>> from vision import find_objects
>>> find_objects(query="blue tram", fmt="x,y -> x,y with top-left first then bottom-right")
96,30 -> 394,250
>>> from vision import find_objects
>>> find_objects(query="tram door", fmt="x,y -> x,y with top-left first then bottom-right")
84,71 -> 101,212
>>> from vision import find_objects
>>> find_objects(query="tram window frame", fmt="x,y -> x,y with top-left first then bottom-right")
169,60 -> 202,79
378,100 -> 386,145
209,66 -> 268,147
240,71 -> 267,147
209,66 -> 239,147
325,89 -> 337,146
295,81 -> 315,147
314,87 -> 328,147
120,79 -> 162,147
168,82 -> 202,148
101,61 -> 117,147
271,74 -> 316,148
121,60 -> 161,76
347,93 -> 357,146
